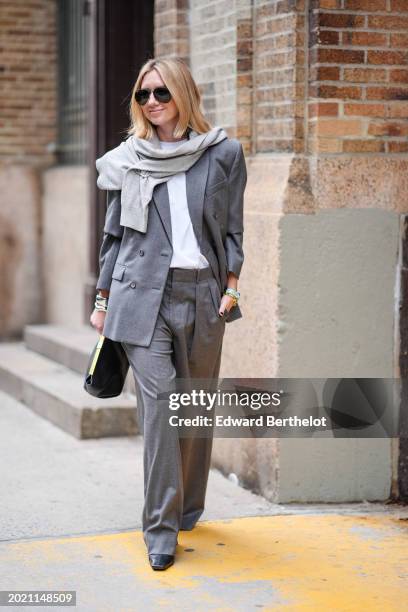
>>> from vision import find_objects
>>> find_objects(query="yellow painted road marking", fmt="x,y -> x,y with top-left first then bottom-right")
2,515 -> 407,611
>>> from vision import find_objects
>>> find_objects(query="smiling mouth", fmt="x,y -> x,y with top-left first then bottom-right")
150,109 -> 164,113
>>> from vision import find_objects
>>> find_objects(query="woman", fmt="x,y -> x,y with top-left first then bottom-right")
90,57 -> 247,571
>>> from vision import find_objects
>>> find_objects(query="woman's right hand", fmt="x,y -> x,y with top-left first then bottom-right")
90,308 -> 106,334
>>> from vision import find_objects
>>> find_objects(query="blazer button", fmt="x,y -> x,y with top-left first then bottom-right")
139,249 -> 145,257
213,211 -> 218,219
130,282 -> 136,289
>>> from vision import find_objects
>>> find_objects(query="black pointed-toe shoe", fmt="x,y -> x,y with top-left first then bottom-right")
148,554 -> 175,571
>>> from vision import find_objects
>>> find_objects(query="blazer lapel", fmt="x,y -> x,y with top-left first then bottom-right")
186,149 -> 209,247
152,149 -> 210,248
152,181 -> 172,245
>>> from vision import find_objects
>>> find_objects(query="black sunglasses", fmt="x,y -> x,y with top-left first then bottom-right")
134,87 -> 172,106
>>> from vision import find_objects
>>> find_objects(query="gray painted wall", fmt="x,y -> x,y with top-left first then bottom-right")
276,209 -> 400,502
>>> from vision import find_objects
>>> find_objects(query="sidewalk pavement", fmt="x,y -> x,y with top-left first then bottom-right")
0,389 -> 407,611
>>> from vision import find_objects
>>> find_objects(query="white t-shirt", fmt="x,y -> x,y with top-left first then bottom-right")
159,138 -> 210,269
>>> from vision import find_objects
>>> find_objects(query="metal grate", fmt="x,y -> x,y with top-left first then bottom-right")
56,0 -> 89,165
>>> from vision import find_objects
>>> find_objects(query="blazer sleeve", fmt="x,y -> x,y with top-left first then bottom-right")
225,142 -> 247,279
95,190 -> 124,292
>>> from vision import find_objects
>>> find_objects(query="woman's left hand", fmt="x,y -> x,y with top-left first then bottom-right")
218,294 -> 236,317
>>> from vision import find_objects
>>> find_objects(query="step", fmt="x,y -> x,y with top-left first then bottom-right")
24,324 -> 135,394
0,342 -> 138,439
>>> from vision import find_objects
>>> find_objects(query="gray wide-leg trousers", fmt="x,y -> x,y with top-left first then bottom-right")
121,266 -> 226,555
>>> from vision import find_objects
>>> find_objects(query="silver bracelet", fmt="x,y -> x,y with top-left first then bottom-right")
95,293 -> 109,312
94,302 -> 108,312
96,292 -> 108,299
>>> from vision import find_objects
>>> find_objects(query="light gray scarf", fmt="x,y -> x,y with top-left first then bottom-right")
95,125 -> 228,233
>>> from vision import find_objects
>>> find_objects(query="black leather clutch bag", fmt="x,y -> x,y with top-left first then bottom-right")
84,335 -> 129,398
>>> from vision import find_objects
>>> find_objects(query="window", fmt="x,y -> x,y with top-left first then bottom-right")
56,0 -> 89,164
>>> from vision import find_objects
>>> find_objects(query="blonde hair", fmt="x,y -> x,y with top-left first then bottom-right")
127,57 -> 212,139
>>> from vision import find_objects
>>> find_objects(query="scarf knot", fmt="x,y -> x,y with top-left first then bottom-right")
95,126 -> 228,233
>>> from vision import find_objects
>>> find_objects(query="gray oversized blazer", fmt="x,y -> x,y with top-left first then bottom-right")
96,137 -> 247,346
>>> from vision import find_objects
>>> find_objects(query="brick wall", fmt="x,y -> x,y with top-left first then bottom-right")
153,0 -> 408,156
155,0 -> 255,148
154,0 -> 308,155
309,0 -> 408,154
0,0 -> 57,164
189,0 -> 238,135
237,3 -> 254,153
154,0 -> 190,61
254,0 -> 307,153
